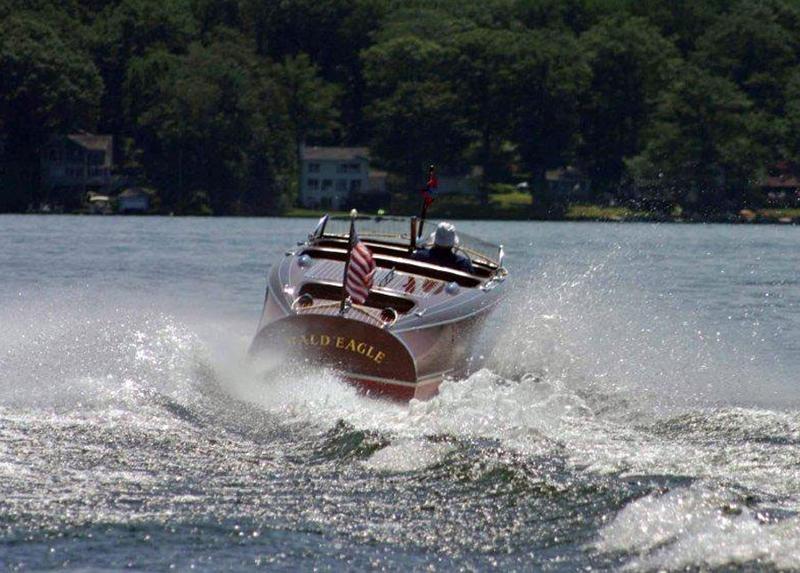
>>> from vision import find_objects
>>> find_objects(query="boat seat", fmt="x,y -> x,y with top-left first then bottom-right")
298,281 -> 416,313
315,238 -> 409,257
300,246 -> 482,287
312,237 -> 494,278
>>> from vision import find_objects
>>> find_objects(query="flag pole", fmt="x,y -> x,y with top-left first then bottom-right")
339,209 -> 358,314
417,201 -> 429,240
417,164 -> 435,239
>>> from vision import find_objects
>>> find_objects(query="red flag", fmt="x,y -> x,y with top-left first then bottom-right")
421,166 -> 438,206
345,235 -> 376,304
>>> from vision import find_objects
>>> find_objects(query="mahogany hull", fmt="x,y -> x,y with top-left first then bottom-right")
250,307 -> 484,402
249,218 -> 506,402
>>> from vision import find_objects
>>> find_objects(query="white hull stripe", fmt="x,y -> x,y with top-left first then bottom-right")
338,370 -> 451,388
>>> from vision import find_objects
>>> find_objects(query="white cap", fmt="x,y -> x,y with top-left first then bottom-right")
432,221 -> 458,248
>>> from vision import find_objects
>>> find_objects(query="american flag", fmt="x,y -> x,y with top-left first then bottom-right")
345,235 -> 376,304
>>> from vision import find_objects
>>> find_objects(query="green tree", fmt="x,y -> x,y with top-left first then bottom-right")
629,0 -> 730,54
447,28 -> 521,204
692,1 -> 800,166
362,35 -> 452,97
578,15 -> 680,196
273,54 -> 341,177
363,35 -> 469,194
124,49 -> 180,134
627,66 -> 768,213
373,5 -> 477,43
0,14 -> 103,210
191,0 -> 241,36
510,30 -> 590,202
693,0 -> 800,117
783,67 -> 800,164
123,48 -> 181,171
248,0 -> 386,143
135,37 -> 294,214
366,81 -> 469,197
513,0 -> 630,33
91,0 -> 197,157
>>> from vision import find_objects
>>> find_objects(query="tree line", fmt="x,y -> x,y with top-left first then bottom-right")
2,0 -> 799,215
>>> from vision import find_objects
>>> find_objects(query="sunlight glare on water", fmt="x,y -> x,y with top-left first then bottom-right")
1,215 -> 799,571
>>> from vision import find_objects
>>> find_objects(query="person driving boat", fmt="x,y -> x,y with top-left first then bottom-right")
411,221 -> 474,273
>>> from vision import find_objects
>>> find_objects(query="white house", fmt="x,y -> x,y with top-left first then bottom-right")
299,146 -> 370,209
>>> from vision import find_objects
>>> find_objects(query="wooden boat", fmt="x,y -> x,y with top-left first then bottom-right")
249,213 -> 508,401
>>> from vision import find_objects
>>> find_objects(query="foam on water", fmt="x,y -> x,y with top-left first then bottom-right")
598,484 -> 800,570
3,276 -> 794,465
0,292 -> 204,421
221,255 -> 800,569
488,250 -> 797,413
2,256 -> 799,570
4,247 -> 794,418
362,439 -> 454,473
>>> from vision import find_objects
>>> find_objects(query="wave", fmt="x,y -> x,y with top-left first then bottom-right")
3,276 -> 798,465
2,272 -> 800,570
597,483 -> 800,570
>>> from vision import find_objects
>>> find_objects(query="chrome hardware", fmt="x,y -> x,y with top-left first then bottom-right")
380,307 -> 399,327
481,268 -> 507,290
308,214 -> 329,242
291,293 -> 314,311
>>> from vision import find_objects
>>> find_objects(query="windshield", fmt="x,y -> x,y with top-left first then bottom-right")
318,215 -> 501,267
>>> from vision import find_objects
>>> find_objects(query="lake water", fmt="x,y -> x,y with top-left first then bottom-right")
1,215 -> 799,571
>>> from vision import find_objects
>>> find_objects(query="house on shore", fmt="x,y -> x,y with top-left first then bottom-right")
298,146 -> 393,211
299,146 -> 370,210
41,133 -> 113,208
298,146 -> 489,210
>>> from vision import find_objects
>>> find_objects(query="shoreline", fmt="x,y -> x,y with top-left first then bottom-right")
4,209 -> 798,225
